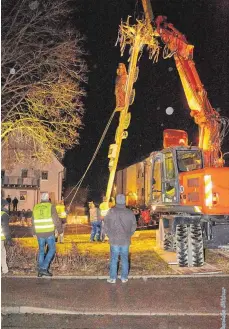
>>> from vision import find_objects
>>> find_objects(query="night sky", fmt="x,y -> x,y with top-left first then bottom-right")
64,0 -> 229,200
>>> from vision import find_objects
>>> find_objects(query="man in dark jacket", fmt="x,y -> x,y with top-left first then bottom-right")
104,194 -> 137,283
6,195 -> 12,213
32,193 -> 63,277
12,197 -> 18,212
1,201 -> 12,274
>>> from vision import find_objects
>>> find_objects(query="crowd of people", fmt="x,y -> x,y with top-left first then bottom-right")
1,193 -> 152,283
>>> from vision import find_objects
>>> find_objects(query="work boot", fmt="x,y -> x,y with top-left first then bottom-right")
38,269 -> 53,277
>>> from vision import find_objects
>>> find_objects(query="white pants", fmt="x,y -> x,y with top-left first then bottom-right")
1,240 -> 8,274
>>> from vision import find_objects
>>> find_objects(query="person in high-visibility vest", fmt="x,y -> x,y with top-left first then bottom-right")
56,200 -> 68,243
1,201 -> 12,274
99,197 -> 110,242
32,193 -> 63,277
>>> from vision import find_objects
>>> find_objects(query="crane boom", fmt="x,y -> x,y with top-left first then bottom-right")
155,16 -> 223,167
141,0 -> 154,25
140,0 -> 224,166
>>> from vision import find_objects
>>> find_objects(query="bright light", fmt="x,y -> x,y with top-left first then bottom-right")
10,68 -> 16,75
29,1 -> 39,10
165,107 -> 174,115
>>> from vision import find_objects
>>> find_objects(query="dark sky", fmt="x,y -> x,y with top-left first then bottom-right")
64,0 -> 229,199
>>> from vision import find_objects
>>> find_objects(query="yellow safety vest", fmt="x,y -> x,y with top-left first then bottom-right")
56,204 -> 67,219
1,211 -> 6,240
33,203 -> 54,233
99,202 -> 110,218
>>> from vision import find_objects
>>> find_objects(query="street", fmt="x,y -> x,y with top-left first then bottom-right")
2,275 -> 228,329
1,313 -> 222,329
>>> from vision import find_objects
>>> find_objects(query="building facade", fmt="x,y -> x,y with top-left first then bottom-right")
1,155 -> 64,211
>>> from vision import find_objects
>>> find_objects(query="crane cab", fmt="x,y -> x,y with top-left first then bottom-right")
150,146 -> 203,210
150,130 -> 229,216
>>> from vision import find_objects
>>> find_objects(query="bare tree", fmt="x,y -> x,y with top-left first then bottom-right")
1,0 -> 87,166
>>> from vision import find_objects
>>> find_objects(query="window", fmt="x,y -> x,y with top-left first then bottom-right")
141,188 -> 144,196
177,150 -> 203,172
1,170 -> 5,178
40,192 -> 49,201
20,191 -> 27,201
21,169 -> 28,178
41,171 -> 48,180
152,158 -> 162,190
164,153 -> 175,179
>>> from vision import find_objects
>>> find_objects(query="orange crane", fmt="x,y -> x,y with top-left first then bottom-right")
105,0 -> 229,266
140,1 -> 229,266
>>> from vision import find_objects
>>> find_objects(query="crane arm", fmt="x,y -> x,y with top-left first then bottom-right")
154,15 -> 223,167
141,1 -> 224,166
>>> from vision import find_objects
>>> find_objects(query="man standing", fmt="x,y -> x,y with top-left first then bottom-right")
6,195 -> 11,214
12,197 -> 18,212
104,194 -> 137,283
32,193 -> 63,277
56,200 -> 68,243
1,201 -> 12,274
88,201 -> 101,242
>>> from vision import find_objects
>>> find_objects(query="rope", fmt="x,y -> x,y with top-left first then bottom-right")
65,108 -> 117,207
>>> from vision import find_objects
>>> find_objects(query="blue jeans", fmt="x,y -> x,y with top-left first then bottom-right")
90,220 -> 101,241
37,235 -> 56,270
109,245 -> 129,280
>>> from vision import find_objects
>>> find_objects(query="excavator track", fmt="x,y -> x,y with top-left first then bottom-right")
190,223 -> 204,267
176,224 -> 189,267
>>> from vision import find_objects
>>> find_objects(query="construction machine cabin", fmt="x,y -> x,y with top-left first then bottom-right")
104,0 -> 229,267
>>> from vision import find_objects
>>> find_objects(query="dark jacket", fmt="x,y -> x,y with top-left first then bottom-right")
1,212 -> 11,241
32,201 -> 63,238
104,204 -> 137,245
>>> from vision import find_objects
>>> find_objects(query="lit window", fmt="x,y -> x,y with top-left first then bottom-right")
20,191 -> 27,201
41,171 -> 48,180
21,169 -> 28,178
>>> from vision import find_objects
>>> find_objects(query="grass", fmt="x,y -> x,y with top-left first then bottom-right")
7,230 -> 173,276
7,230 -> 228,276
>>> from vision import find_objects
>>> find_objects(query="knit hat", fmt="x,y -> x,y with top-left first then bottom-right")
116,194 -> 126,205
41,192 -> 49,201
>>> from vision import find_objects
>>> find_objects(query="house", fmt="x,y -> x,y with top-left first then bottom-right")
1,155 -> 65,211
115,155 -> 152,207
